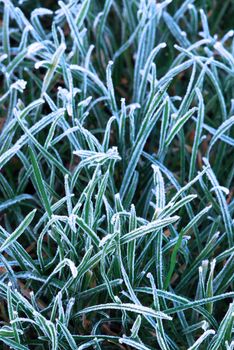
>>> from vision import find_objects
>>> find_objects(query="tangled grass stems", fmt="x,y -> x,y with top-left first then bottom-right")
0,0 -> 233,349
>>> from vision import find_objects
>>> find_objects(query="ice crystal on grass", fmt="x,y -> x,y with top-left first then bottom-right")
0,0 -> 233,349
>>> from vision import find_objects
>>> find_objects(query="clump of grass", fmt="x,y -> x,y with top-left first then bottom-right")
0,0 -> 234,349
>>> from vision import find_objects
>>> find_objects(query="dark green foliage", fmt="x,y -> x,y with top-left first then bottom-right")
0,0 -> 233,349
